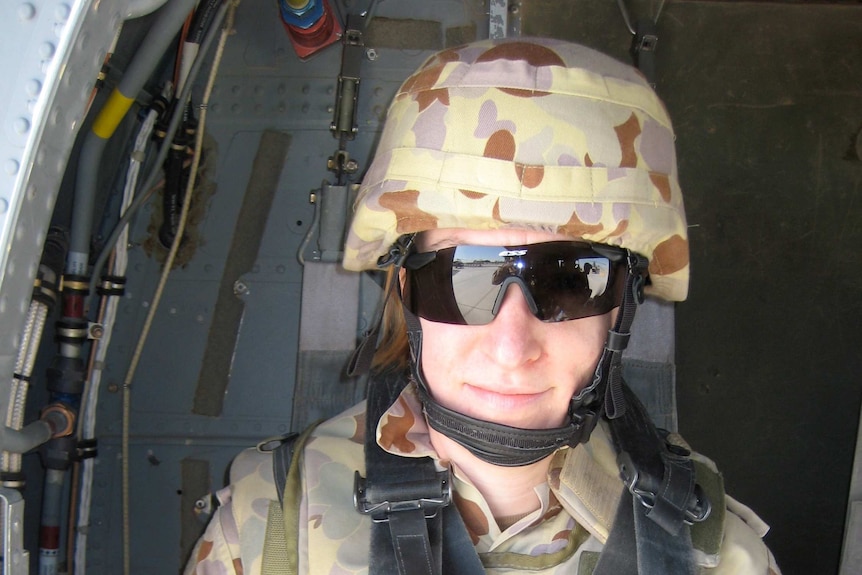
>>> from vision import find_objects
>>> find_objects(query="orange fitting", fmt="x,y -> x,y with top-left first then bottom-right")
41,404 -> 76,438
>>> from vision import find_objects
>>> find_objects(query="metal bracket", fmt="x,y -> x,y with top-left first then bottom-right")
331,14 -> 367,141
300,181 -> 358,263
1,487 -> 29,575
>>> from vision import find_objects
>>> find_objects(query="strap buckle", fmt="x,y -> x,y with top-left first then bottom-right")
353,467 -> 452,523
618,451 -> 712,529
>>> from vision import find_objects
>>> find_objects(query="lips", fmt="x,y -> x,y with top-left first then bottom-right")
462,383 -> 550,411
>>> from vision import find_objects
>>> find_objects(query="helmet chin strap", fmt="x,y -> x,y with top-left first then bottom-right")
404,252 -> 649,468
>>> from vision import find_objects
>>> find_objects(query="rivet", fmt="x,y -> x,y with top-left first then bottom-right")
25,79 -> 41,97
55,3 -> 71,20
13,118 -> 30,134
5,160 -> 19,175
18,3 -> 36,20
39,42 -> 55,59
0,198 -> 8,213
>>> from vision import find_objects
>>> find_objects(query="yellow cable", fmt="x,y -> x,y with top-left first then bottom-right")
91,89 -> 135,139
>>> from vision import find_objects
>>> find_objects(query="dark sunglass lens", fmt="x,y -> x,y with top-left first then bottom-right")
406,247 -> 466,324
549,256 -> 616,320
522,246 -> 619,321
450,245 -> 510,325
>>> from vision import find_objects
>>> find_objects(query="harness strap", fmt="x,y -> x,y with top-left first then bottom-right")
610,384 -> 710,534
356,370 -> 485,575
261,424 -> 319,575
593,486 -> 696,575
592,383 -> 705,575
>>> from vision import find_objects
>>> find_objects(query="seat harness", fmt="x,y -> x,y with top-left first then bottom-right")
354,369 -> 485,575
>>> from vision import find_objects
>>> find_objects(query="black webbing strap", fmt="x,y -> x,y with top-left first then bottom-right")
630,19 -> 658,87
355,370 -> 484,575
593,489 -> 638,574
269,433 -> 300,508
610,384 -> 709,534
594,487 -> 696,575
594,383 -> 707,574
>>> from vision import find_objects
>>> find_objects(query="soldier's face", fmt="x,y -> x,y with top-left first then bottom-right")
413,228 -> 613,430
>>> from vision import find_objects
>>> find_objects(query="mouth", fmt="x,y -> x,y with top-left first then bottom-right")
462,383 -> 549,411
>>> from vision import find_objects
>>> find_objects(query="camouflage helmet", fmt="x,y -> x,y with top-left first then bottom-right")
343,37 -> 689,301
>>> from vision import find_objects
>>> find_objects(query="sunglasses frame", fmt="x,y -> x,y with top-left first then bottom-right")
402,240 -> 638,326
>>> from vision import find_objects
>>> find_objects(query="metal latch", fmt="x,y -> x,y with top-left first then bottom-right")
353,467 -> 453,523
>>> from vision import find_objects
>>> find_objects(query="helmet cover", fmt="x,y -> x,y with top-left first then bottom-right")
344,37 -> 689,301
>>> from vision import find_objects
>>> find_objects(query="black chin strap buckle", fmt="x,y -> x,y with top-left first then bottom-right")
353,467 -> 453,522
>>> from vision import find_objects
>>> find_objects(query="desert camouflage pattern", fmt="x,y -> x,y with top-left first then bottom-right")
343,37 -> 690,301
185,383 -> 780,574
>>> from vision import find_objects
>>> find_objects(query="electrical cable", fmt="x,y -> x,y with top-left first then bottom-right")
615,0 -> 636,35
89,0 -> 231,299
616,0 -> 668,34
117,2 -> 239,573
71,91 -> 164,575
1,300 -> 49,473
174,11 -> 194,88
189,0 -> 223,43
654,0 -> 667,24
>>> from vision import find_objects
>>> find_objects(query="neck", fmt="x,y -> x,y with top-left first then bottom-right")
428,425 -> 551,518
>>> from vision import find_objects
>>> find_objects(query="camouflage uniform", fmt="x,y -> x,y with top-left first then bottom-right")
185,382 -> 780,574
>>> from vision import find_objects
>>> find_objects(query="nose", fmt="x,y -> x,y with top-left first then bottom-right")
482,283 -> 543,367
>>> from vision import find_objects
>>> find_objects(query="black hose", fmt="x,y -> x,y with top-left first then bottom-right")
188,0 -> 224,44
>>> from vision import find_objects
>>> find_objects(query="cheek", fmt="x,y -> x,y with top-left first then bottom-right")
548,315 -> 611,380
417,319 -> 465,384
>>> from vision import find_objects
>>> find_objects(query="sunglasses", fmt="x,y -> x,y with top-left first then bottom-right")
403,241 -> 633,326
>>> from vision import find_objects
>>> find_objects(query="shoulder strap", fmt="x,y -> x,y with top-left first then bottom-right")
356,370 -> 485,575
260,424 -> 319,575
262,502 -> 291,575
594,382 -> 708,575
